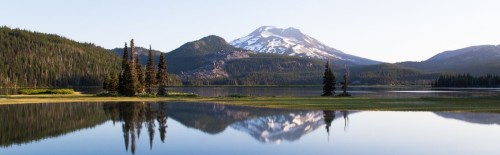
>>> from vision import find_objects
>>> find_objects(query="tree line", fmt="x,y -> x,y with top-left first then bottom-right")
103,39 -> 175,96
432,73 -> 500,87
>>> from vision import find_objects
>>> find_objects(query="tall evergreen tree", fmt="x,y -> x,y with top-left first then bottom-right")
322,61 -> 335,96
122,63 -> 137,96
117,40 -> 139,96
118,43 -> 129,95
340,65 -> 351,96
129,39 -> 140,94
121,43 -> 129,71
145,45 -> 157,94
322,61 -> 330,96
329,65 -> 336,94
130,39 -> 136,65
136,57 -> 145,93
157,53 -> 168,96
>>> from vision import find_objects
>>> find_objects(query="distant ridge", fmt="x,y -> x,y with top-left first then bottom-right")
398,45 -> 500,75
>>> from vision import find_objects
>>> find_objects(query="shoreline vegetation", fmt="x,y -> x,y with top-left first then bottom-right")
1,93 -> 500,113
18,89 -> 76,95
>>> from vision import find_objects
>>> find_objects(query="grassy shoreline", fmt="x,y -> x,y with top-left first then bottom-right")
1,94 -> 500,112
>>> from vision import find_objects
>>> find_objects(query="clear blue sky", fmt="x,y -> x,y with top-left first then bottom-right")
1,0 -> 500,62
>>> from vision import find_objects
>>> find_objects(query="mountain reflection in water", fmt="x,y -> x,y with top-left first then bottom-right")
434,112 -> 500,125
1,102 -> 500,155
0,102 -> 349,150
105,102 -> 353,153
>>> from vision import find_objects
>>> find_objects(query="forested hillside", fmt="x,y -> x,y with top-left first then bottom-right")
225,60 -> 437,85
349,63 -> 438,85
0,27 -> 121,87
224,54 -> 325,85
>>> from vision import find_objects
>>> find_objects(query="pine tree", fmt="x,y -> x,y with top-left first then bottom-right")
329,64 -> 336,95
118,43 -> 129,95
121,43 -> 129,72
340,64 -> 351,96
145,45 -> 156,94
117,40 -> 139,96
322,61 -> 335,96
129,39 -> 140,94
322,61 -> 330,96
136,57 -> 145,93
157,53 -> 168,96
122,63 -> 137,96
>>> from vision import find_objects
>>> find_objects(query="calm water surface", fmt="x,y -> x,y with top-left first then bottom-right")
2,86 -> 500,98
166,86 -> 500,98
1,102 -> 500,155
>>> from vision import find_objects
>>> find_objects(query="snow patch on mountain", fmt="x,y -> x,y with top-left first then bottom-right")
231,26 -> 380,65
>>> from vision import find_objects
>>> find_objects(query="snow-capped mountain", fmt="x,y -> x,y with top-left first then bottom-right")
231,26 -> 380,65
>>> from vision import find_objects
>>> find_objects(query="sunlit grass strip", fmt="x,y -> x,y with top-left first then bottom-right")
18,89 -> 75,95
1,95 -> 500,112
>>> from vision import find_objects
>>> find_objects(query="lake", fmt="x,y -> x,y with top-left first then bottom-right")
3,86 -> 499,98
166,86 -> 500,98
1,102 -> 500,155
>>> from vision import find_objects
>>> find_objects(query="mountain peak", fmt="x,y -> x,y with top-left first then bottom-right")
250,26 -> 304,39
231,26 -> 380,65
176,35 -> 234,52
195,35 -> 228,46
254,26 -> 277,32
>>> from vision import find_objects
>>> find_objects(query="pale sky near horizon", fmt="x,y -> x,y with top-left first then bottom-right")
1,0 -> 500,63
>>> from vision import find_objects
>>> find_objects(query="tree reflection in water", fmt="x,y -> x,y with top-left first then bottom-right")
0,102 -> 108,147
103,102 -> 168,155
323,110 -> 335,141
0,102 -> 355,154
323,110 -> 351,142
342,111 -> 349,131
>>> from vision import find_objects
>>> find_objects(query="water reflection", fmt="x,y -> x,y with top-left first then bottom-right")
1,102 -> 500,155
230,111 -> 324,143
165,86 -> 500,98
0,103 -> 108,147
434,112 -> 500,125
323,111 -> 350,142
103,102 -> 169,154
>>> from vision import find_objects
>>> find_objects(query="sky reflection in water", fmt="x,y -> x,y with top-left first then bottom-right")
1,102 -> 500,155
